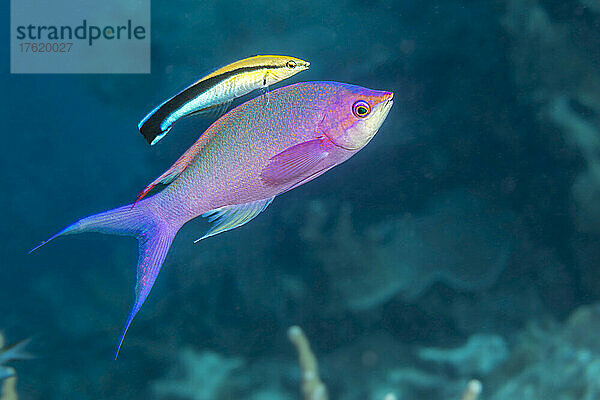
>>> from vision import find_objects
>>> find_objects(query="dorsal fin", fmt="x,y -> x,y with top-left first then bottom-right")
194,197 -> 274,242
132,136 -> 209,207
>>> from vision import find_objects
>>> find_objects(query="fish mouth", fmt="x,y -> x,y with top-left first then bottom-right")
384,98 -> 393,111
380,92 -> 394,116
382,91 -> 394,104
378,93 -> 394,116
367,94 -> 394,137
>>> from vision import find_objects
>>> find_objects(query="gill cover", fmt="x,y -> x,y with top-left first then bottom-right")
319,87 -> 393,150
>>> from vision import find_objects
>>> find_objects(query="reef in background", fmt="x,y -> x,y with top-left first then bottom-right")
148,304 -> 600,400
3,0 -> 600,399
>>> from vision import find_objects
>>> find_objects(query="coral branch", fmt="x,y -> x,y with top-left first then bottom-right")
288,326 -> 328,400
0,332 -> 17,400
0,372 -> 17,400
460,379 -> 482,400
0,332 -> 30,400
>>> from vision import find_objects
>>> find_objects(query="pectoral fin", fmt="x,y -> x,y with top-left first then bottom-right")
260,138 -> 330,185
195,197 -> 275,242
192,100 -> 232,120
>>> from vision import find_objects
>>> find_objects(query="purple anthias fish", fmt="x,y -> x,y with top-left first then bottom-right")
31,81 -> 393,357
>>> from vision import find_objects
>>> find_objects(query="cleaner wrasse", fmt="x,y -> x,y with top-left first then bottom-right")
139,55 -> 310,145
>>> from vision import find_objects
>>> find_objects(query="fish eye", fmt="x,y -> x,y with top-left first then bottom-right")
286,60 -> 297,69
352,101 -> 371,118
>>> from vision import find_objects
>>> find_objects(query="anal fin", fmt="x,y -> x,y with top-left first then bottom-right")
194,197 -> 274,242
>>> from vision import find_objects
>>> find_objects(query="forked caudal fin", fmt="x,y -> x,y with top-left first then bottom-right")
115,222 -> 175,358
30,196 -> 277,358
29,200 -> 179,359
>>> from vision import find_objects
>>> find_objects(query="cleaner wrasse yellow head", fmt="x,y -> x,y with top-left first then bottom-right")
201,55 -> 310,85
138,55 -> 310,145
